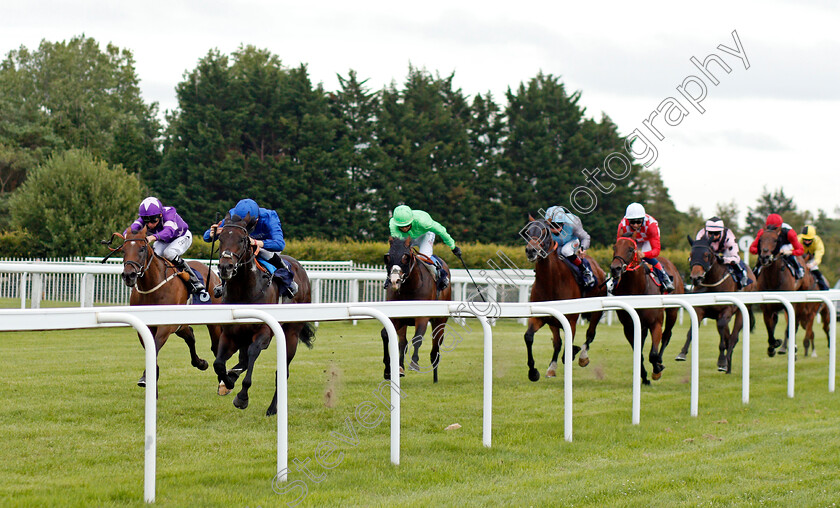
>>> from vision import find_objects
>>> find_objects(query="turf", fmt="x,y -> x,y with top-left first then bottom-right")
0,316 -> 838,507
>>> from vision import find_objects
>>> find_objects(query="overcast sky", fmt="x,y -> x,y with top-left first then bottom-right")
4,0 -> 838,227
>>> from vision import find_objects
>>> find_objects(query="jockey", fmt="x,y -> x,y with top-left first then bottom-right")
695,217 -> 752,289
748,213 -> 805,279
204,199 -> 298,299
798,225 -> 829,290
613,202 -> 675,293
544,205 -> 597,289
388,204 -> 460,291
126,197 -> 206,295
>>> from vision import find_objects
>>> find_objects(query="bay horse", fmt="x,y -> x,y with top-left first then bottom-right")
521,217 -> 606,382
213,213 -> 315,416
676,235 -> 755,373
610,233 -> 685,384
117,227 -> 223,387
753,227 -> 828,358
382,236 -> 451,382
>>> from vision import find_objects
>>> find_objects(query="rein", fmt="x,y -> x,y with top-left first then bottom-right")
691,244 -> 731,288
389,248 -> 418,289
219,223 -> 256,277
123,237 -> 181,295
613,237 -> 641,272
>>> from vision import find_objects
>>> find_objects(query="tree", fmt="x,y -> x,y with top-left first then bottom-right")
9,149 -> 141,256
0,35 -> 161,177
745,187 -> 810,234
713,200 -> 742,237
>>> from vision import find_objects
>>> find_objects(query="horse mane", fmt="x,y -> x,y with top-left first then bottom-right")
620,232 -> 635,239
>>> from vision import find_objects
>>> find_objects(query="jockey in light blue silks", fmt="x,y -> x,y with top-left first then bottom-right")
204,199 -> 298,299
544,205 -> 597,289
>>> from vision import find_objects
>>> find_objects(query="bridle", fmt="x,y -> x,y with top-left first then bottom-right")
524,220 -> 558,262
122,237 -> 154,279
219,223 -> 257,278
612,237 -> 641,273
690,241 -> 731,287
388,246 -> 417,289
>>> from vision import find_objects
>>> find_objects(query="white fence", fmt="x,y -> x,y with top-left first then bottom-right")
0,290 -> 836,503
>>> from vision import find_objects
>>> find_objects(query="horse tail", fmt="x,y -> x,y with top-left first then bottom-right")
300,322 -> 316,349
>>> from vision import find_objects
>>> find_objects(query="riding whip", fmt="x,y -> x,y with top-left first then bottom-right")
455,252 -> 487,303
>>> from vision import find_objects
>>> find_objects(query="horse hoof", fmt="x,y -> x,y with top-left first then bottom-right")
767,347 -> 776,357
718,365 -> 727,372
528,368 -> 540,382
643,379 -> 651,386
399,366 -> 405,377
383,370 -> 391,380
578,357 -> 590,368
674,352 -> 687,362
409,361 -> 420,372
546,370 -> 556,378
218,382 -> 231,396
773,339 -> 782,348
266,406 -> 277,417
651,372 -> 662,381
778,347 -> 787,355
233,394 -> 249,410
195,359 -> 209,371
137,375 -> 146,388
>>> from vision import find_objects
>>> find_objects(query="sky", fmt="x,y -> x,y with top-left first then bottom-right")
3,0 -> 839,228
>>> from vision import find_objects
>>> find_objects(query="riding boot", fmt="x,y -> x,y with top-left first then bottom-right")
579,258 -> 597,289
785,255 -> 804,279
266,253 -> 298,299
434,258 -> 449,291
730,262 -> 750,289
173,256 -> 206,294
655,267 -> 675,293
812,269 -> 829,290
606,277 -> 616,296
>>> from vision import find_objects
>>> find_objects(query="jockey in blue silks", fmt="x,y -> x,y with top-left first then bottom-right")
544,205 -> 597,289
204,199 -> 298,299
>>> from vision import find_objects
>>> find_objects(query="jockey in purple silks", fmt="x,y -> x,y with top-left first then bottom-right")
695,216 -> 752,289
204,198 -> 298,300
126,196 -> 206,294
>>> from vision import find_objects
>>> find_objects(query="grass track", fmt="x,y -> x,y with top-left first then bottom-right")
1,316 -> 839,507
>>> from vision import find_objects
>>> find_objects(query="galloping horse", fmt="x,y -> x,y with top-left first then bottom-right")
521,217 -> 605,382
676,235 -> 755,373
382,236 -> 451,382
753,227 -> 828,357
213,213 -> 315,416
610,233 -> 685,384
116,227 -> 223,387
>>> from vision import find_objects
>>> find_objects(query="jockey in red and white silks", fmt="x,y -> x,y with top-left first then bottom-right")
612,202 -> 675,293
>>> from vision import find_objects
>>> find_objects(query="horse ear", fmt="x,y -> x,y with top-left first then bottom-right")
384,253 -> 391,265
687,235 -> 694,247
528,214 -> 536,222
245,213 -> 257,232
404,237 -> 411,246
224,212 -> 232,222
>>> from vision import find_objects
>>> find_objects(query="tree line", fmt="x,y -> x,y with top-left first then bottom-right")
1,35 -> 838,284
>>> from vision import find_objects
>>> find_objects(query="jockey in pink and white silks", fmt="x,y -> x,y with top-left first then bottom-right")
694,217 -> 752,289
544,205 -> 597,289
126,196 -> 206,295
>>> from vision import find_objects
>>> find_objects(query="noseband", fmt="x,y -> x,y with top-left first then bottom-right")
389,248 -> 417,288
612,237 -> 640,272
123,237 -> 154,278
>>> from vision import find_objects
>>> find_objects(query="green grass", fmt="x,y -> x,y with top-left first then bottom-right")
0,317 -> 838,507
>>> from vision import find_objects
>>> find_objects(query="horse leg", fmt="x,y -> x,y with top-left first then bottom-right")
725,309 -> 743,374
524,317 -> 546,382
649,320 -> 665,381
803,305 -> 817,358
640,327 -> 650,386
429,317 -> 447,383
676,307 -> 705,362
716,314 -> 731,372
779,310 -> 790,355
266,324 -> 302,416
764,306 -> 780,356
137,326 -> 166,391
214,333 -> 238,395
409,318 -> 430,372
821,304 -> 831,348
580,311 -> 602,367
234,328 -> 273,410
174,325 -> 208,371
620,316 -> 649,385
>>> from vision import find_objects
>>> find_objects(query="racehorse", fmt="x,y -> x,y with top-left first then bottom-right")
382,236 -> 451,382
521,217 -> 605,382
676,235 -> 755,373
212,213 -> 315,416
610,233 -> 685,384
116,227 -> 223,388
753,227 -> 828,358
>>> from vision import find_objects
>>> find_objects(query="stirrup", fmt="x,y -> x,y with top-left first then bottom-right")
283,280 -> 298,299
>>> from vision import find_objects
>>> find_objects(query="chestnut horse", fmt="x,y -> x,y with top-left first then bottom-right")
675,235 -> 755,373
382,236 -> 451,382
117,227 -> 223,387
521,217 -> 606,382
610,234 -> 685,384
213,213 -> 315,416
753,227 -> 828,357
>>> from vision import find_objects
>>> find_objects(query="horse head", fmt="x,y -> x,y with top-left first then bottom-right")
385,236 -> 414,292
217,212 -> 257,281
121,227 -> 152,287
522,215 -> 553,262
688,235 -> 716,285
610,233 -> 639,282
757,226 -> 782,266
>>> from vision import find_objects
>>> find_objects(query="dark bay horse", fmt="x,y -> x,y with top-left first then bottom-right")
610,234 -> 685,384
383,236 -> 451,382
676,235 -> 755,373
118,227 -> 223,387
521,217 -> 605,382
753,227 -> 828,358
213,213 -> 315,416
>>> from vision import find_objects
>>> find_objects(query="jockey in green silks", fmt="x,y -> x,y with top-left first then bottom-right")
388,204 -> 461,291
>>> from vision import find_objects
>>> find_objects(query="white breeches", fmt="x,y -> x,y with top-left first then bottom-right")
154,231 -> 192,260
